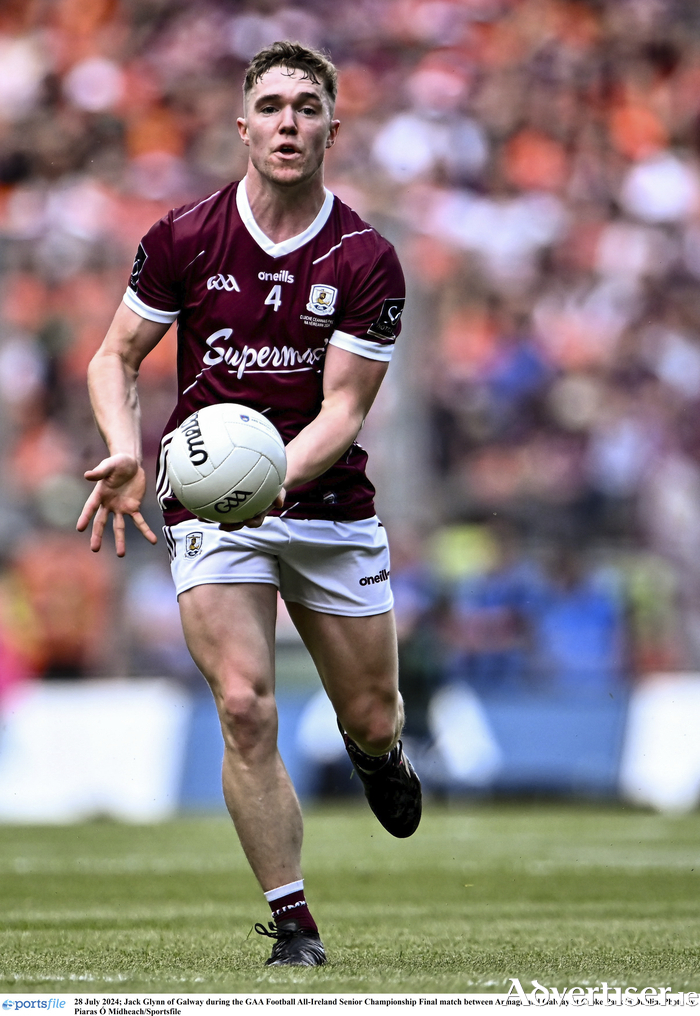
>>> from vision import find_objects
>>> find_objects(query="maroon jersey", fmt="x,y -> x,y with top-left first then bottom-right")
124,180 -> 405,525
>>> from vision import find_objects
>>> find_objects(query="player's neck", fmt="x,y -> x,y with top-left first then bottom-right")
242,168 -> 327,244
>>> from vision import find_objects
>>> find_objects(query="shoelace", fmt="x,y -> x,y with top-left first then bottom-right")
255,921 -> 291,941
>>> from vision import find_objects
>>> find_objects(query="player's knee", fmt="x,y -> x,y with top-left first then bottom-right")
218,683 -> 276,754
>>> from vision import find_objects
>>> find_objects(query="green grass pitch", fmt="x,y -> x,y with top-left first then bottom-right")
1,801 -> 700,994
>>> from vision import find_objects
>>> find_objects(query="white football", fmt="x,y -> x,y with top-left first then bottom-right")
167,403 -> 286,523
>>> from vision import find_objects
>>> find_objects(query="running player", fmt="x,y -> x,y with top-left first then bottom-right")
77,41 -> 421,967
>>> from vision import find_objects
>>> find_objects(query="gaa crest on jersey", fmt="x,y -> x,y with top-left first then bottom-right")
129,243 -> 147,291
185,532 -> 203,557
368,298 -> 405,341
307,284 -> 338,317
207,274 -> 240,292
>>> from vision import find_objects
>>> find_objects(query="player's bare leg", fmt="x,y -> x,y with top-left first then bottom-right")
179,582 -> 299,887
286,604 -> 422,837
178,582 -> 325,965
287,604 -> 402,751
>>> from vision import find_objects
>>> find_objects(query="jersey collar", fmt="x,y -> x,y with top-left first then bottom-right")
236,177 -> 334,259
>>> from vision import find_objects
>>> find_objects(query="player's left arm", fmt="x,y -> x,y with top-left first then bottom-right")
283,343 -> 388,492
218,345 -> 384,532
282,239 -> 404,496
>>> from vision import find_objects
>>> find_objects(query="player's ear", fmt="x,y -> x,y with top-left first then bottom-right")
326,119 -> 340,148
237,117 -> 250,146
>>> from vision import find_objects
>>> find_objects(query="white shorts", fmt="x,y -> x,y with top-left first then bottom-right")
164,516 -> 393,617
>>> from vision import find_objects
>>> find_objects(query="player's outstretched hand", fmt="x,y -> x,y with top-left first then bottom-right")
218,490 -> 286,533
77,452 -> 158,557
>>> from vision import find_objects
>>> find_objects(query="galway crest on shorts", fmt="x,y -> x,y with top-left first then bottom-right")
185,532 -> 203,557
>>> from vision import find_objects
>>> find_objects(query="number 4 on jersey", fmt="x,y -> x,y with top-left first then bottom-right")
264,284 -> 282,312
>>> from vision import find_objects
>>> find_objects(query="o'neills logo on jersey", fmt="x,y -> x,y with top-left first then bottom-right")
307,283 -> 338,317
180,412 -> 208,465
359,569 -> 390,586
207,274 -> 240,291
258,270 -> 294,283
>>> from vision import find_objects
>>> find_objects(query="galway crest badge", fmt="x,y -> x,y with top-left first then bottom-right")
185,532 -> 203,557
307,284 -> 338,317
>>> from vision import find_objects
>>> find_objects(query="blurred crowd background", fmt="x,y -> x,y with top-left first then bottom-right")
0,0 -> 699,730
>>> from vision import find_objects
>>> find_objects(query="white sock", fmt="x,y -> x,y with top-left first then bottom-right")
264,879 -> 304,902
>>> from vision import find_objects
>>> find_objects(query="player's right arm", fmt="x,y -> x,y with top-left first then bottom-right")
77,302 -> 170,557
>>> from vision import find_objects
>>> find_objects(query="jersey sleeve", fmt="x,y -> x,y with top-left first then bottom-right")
122,214 -> 181,325
329,245 -> 405,362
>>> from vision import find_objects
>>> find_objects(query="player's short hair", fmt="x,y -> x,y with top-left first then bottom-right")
243,40 -> 338,110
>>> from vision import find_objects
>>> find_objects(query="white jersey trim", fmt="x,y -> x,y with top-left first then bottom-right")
156,430 -> 176,509
172,190 -> 221,222
312,228 -> 374,264
236,177 -> 334,259
123,288 -> 179,324
329,329 -> 394,362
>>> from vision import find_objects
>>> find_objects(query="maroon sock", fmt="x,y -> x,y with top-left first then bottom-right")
268,888 -> 318,933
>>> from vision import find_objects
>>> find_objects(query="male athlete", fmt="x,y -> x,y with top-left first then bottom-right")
77,41 -> 421,967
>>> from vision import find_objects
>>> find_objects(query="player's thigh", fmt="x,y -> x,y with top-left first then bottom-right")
178,582 -> 278,706
286,602 -> 400,721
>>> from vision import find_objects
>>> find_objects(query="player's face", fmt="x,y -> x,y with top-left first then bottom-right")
237,67 -> 340,188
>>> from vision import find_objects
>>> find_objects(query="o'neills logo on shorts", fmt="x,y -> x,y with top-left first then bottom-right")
180,412 -> 208,466
359,569 -> 390,586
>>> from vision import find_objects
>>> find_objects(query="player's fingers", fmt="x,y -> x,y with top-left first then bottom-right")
132,512 -> 158,545
76,499 -> 95,533
84,458 -> 119,482
112,512 -> 127,558
89,506 -> 107,553
242,512 -> 267,529
84,466 -> 109,482
77,484 -> 107,532
85,451 -> 137,475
